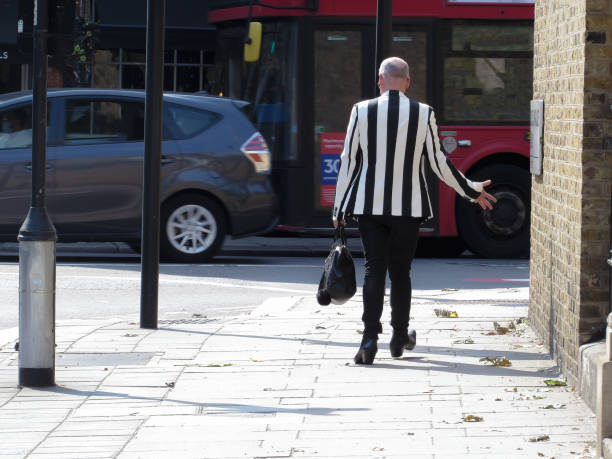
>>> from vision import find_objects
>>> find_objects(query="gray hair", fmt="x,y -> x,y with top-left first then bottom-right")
379,57 -> 410,80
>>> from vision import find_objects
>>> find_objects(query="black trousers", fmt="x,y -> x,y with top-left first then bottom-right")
357,215 -> 421,339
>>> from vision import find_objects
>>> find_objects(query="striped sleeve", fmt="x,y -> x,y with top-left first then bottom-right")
333,105 -> 360,220
425,108 -> 482,201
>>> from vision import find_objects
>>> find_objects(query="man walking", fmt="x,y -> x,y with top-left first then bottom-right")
333,57 -> 496,365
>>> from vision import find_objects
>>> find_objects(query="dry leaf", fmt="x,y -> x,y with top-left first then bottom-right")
315,325 -> 327,329
529,435 -> 550,442
434,308 -> 458,318
165,381 -> 175,388
453,337 -> 474,344
493,321 -> 509,335
480,357 -> 512,367
463,414 -> 484,422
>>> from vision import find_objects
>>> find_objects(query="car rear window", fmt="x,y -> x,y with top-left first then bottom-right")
163,104 -> 219,140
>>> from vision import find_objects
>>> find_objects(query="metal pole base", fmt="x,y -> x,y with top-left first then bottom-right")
18,368 -> 54,387
18,239 -> 56,387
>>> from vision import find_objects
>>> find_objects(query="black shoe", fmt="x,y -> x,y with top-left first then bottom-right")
389,329 -> 416,358
354,338 -> 378,364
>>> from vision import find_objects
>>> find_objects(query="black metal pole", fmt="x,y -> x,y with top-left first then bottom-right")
375,0 -> 393,93
140,0 -> 165,329
17,0 -> 57,387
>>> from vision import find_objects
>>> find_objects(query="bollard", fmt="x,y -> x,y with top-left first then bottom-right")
597,313 -> 612,457
18,237 -> 56,386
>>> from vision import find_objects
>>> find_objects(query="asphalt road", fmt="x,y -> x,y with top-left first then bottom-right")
0,254 -> 528,331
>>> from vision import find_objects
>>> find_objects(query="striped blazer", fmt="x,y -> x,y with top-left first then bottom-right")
333,90 -> 483,221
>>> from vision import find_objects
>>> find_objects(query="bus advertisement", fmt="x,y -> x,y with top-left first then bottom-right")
208,0 -> 534,258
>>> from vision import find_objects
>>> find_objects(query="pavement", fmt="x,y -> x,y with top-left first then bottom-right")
0,284 -> 598,458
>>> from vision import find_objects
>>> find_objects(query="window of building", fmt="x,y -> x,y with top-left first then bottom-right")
92,48 -> 215,92
441,20 -> 533,124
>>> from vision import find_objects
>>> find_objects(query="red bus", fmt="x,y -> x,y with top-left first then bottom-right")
208,0 -> 534,258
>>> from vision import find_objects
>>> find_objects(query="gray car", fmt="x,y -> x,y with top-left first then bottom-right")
0,89 -> 278,261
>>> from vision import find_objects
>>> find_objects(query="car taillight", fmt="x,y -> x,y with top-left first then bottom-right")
241,132 -> 271,174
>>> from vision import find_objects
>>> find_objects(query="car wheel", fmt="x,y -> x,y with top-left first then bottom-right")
160,194 -> 226,262
456,164 -> 530,258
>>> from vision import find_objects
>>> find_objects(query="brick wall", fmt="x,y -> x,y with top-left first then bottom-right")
530,0 -> 612,386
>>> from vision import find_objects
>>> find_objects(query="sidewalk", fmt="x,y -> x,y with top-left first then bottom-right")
0,291 -> 597,458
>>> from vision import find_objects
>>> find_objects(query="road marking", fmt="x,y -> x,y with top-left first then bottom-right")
465,278 -> 529,283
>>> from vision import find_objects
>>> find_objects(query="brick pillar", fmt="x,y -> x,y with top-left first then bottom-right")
530,0 -> 612,387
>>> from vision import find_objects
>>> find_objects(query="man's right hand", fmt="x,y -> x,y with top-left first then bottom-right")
333,219 -> 345,229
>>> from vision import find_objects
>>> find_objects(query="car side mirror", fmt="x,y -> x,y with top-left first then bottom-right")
244,22 -> 262,63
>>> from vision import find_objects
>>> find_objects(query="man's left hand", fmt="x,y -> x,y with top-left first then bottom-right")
475,180 -> 497,210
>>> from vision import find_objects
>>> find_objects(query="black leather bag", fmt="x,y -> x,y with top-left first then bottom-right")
316,226 -> 357,305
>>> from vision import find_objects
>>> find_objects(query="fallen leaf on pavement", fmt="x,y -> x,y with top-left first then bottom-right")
463,415 -> 484,422
165,382 -> 175,388
529,435 -> 550,442
434,308 -> 458,318
192,313 -> 202,318
207,363 -> 234,367
453,337 -> 474,344
544,379 -> 567,387
493,322 -> 509,335
541,404 -> 565,409
480,357 -> 512,367
315,325 -> 327,329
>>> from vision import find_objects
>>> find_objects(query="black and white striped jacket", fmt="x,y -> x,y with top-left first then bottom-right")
333,90 -> 483,221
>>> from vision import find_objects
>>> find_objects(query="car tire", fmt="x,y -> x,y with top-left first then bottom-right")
160,194 -> 226,262
456,164 -> 530,258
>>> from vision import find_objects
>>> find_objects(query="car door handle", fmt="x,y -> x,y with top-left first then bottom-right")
25,163 -> 53,172
458,139 -> 472,148
161,155 -> 175,165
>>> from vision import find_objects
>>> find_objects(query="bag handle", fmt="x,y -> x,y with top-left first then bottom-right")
334,225 -> 347,245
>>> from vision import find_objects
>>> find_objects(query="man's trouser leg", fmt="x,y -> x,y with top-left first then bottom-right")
388,217 -> 421,331
358,215 -> 390,339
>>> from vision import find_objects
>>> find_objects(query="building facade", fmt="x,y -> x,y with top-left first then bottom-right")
0,0 -> 217,95
530,0 -> 612,386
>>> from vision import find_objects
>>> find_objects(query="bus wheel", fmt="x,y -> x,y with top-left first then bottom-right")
160,194 -> 227,262
456,164 -> 530,258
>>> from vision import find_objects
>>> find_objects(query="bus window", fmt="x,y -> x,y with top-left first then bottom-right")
442,20 -> 533,124
314,28 -> 363,211
391,29 -> 428,104
214,22 -> 298,163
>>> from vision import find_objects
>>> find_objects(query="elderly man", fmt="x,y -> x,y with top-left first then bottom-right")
333,57 -> 496,364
